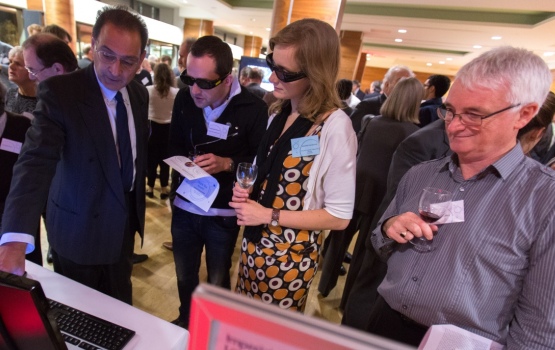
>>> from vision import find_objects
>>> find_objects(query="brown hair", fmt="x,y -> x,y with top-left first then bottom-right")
268,18 -> 342,121
153,63 -> 175,98
518,91 -> 555,139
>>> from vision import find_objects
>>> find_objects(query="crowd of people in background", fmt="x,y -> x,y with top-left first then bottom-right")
0,5 -> 555,349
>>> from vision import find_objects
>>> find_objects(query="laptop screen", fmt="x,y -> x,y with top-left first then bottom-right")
0,271 -> 66,350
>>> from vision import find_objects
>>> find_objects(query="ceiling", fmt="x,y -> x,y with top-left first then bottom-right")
147,0 -> 555,75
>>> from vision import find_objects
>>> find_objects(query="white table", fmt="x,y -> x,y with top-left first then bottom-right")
25,261 -> 188,350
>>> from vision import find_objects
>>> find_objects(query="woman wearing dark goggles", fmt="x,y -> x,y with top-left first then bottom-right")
265,52 -> 307,83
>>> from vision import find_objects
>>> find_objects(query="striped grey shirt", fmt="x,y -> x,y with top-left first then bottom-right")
372,145 -> 555,349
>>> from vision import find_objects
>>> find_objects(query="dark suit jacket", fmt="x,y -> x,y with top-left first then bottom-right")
354,116 -> 420,217
418,97 -> 443,127
355,89 -> 366,101
1,64 -> 149,265
0,112 -> 31,222
349,94 -> 387,134
246,83 -> 267,100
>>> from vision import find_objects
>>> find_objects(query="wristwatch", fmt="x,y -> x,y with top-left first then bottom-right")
228,158 -> 235,173
270,209 -> 280,227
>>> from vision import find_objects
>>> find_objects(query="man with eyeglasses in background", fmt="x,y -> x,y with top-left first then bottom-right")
418,74 -> 451,127
0,6 -> 149,305
169,35 -> 267,329
365,46 -> 555,349
22,33 -> 78,82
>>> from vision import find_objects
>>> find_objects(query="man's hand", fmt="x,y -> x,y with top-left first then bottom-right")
194,153 -> 231,174
382,212 -> 437,243
0,242 -> 27,275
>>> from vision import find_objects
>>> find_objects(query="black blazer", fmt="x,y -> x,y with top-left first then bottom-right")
366,118 -> 451,249
0,112 -> 31,221
1,65 -> 149,265
354,116 -> 420,217
350,94 -> 387,134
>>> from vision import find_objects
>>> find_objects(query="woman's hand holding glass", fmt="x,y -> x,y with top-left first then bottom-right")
230,182 -> 272,227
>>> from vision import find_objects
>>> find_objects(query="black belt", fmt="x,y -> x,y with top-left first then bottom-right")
394,309 -> 428,331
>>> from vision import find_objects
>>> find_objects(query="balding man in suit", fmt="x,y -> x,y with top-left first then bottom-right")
0,6 -> 149,304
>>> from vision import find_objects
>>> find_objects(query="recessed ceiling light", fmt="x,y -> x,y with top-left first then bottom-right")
439,61 -> 445,64
265,27 -> 271,31
426,63 -> 432,66
395,38 -> 403,43
249,31 -> 253,35
446,57 -> 453,61
491,36 -> 502,40
544,52 -> 555,57
182,0 -> 187,3
398,29 -> 407,33
473,45 -> 482,49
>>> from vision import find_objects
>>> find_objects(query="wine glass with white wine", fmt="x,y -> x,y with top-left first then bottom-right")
236,162 -> 258,190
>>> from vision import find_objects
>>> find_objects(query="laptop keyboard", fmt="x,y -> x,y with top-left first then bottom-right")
48,299 -> 135,350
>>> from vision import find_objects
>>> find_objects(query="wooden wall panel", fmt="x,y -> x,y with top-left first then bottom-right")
338,30 -> 362,81
243,35 -> 262,57
26,0 -> 43,11
360,66 -> 456,94
271,0 -> 346,37
182,18 -> 213,39
43,0 -> 76,53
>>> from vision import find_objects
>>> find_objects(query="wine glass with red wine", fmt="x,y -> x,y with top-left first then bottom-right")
410,187 -> 452,252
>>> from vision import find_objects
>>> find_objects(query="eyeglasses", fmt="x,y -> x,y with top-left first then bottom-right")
265,52 -> 307,83
437,103 -> 521,126
25,65 -> 49,77
180,69 -> 230,90
95,48 -> 140,70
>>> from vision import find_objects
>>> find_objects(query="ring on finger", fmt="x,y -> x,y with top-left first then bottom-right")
399,231 -> 407,238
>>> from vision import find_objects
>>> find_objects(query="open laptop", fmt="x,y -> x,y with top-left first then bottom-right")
0,271 -> 134,350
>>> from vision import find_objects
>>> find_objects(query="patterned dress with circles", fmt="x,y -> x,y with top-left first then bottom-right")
236,125 -> 324,311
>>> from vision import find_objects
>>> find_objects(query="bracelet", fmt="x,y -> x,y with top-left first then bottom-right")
228,159 -> 235,173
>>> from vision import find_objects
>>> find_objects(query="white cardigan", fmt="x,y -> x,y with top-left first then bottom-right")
265,109 -> 357,220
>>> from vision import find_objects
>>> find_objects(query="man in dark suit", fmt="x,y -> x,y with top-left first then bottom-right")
418,74 -> 451,127
0,6 -> 149,305
245,67 -> 267,99
352,79 -> 366,101
363,80 -> 381,100
350,66 -> 413,134
22,33 -> 78,81
342,119 -> 451,330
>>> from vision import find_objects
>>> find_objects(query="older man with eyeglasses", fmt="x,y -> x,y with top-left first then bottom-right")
168,35 -> 268,329
0,6 -> 149,305
22,33 -> 77,83
364,46 -> 555,349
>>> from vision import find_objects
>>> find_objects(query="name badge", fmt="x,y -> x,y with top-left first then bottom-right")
291,135 -> 320,157
434,200 -> 465,224
0,138 -> 23,154
207,122 -> 230,139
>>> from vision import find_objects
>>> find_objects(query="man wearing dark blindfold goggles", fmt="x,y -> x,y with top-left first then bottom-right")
168,35 -> 268,329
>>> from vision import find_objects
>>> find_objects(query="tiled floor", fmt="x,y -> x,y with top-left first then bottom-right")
40,182 -> 354,326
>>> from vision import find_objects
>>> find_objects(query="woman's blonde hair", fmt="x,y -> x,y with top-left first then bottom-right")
380,77 -> 424,123
268,18 -> 342,121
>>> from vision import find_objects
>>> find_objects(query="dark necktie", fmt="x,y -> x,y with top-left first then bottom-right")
115,91 -> 133,191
